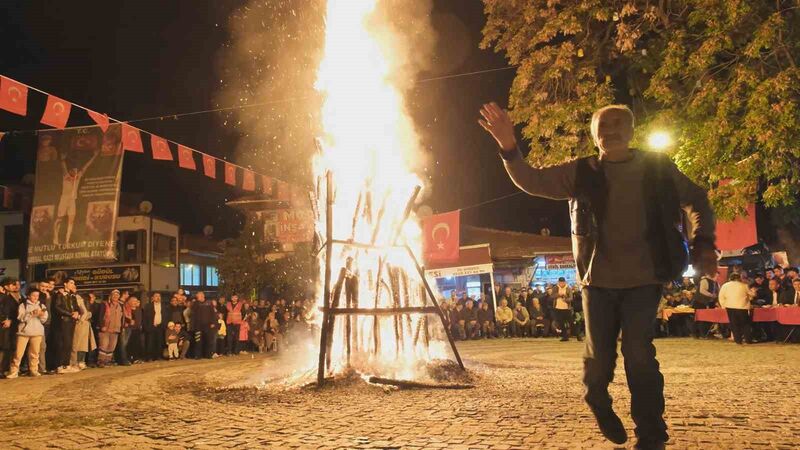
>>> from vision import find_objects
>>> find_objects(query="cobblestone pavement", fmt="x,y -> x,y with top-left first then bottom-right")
1,338 -> 799,449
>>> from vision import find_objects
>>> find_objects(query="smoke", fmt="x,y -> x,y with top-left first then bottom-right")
215,0 -> 326,185
216,0 -> 437,189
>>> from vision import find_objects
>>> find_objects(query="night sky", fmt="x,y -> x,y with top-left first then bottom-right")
0,1 -> 570,239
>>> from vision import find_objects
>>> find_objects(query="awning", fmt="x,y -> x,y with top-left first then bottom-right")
425,244 -> 493,278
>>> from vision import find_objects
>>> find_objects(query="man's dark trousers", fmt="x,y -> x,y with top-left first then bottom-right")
582,284 -> 668,443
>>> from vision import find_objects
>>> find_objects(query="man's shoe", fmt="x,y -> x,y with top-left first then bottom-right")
634,438 -> 666,450
591,409 -> 627,444
560,337 -> 569,342
5,371 -> 19,379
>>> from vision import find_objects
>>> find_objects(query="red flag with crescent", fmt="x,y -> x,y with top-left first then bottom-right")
177,145 -> 196,170
716,203 -> 757,251
422,210 -> 460,263
0,76 -> 28,116
87,110 -> 109,132
224,162 -> 236,186
40,94 -> 72,129
122,124 -> 144,153
150,135 -> 173,161
242,170 -> 255,191
202,154 -> 216,178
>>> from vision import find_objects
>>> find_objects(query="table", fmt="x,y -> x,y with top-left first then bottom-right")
694,307 -> 800,325
662,308 -> 695,321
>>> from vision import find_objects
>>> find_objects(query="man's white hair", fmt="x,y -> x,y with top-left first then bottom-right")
590,104 -> 635,145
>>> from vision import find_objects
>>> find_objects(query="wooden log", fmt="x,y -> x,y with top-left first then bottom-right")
367,376 -> 474,390
403,244 -> 465,371
317,171 -> 334,387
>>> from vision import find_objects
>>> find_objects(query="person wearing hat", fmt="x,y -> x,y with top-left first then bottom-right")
0,277 -> 21,377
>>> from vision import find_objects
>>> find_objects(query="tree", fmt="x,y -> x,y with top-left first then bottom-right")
216,214 -> 316,299
481,1 -> 800,230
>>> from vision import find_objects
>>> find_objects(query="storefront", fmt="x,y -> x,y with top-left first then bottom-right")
425,244 -> 497,310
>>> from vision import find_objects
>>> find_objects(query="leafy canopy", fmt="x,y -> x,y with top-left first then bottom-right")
481,0 -> 800,220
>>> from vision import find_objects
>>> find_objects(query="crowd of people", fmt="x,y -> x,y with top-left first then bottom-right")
657,266 -> 800,344
0,277 -> 319,379
2,265 -> 798,380
440,265 -> 800,346
440,277 -> 585,342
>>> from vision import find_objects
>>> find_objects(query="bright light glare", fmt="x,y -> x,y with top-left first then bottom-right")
648,130 -> 672,151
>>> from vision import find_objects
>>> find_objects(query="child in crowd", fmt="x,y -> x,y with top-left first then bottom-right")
238,315 -> 250,354
216,313 -> 227,356
165,322 -> 179,360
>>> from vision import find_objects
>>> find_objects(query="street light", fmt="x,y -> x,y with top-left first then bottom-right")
648,130 -> 672,151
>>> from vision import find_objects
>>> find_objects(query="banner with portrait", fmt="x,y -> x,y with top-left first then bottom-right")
28,125 -> 124,264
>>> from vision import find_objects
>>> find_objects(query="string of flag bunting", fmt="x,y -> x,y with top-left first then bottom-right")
0,74 -> 293,200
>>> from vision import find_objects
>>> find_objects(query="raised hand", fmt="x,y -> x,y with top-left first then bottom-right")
479,102 -> 517,151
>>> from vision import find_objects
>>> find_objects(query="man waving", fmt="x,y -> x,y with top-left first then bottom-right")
480,102 -> 717,450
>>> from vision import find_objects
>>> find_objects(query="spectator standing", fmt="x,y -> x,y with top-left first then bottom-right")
70,292 -> 95,370
97,290 -> 124,367
191,292 -> 217,359
718,273 -> 752,345
6,288 -> 48,378
142,293 -> 166,361
553,278 -> 573,342
225,294 -> 244,355
37,281 -> 55,373
693,272 -> 719,338
264,311 -> 281,351
124,296 -> 144,363
53,279 -> 81,374
0,278 -> 19,376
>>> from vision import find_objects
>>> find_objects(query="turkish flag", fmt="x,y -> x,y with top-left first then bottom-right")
261,175 -> 273,195
202,154 -> 216,178
242,170 -> 255,191
0,76 -> 28,116
224,162 -> 236,186
422,210 -> 460,263
177,145 -> 196,170
716,203 -> 758,251
276,181 -> 290,201
122,124 -> 144,153
40,94 -> 72,129
87,110 -> 109,132
150,135 -> 173,161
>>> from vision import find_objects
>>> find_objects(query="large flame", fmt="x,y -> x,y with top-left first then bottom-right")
312,0 -> 447,380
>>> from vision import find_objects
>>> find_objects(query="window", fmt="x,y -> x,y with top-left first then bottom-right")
116,230 -> 146,263
152,233 -> 177,267
206,266 -> 219,287
180,264 -> 200,286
